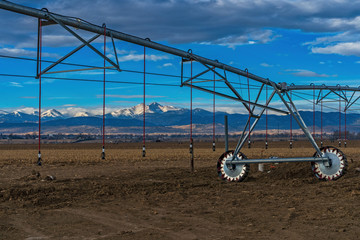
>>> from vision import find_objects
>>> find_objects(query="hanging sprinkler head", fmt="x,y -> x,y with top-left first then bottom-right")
37,151 -> 42,166
101,146 -> 105,160
189,138 -> 194,172
142,145 -> 146,157
189,139 -> 193,154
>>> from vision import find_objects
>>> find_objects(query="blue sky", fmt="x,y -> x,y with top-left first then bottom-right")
1,0 -> 360,115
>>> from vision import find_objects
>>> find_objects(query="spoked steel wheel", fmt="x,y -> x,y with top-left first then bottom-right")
217,150 -> 250,182
312,146 -> 348,181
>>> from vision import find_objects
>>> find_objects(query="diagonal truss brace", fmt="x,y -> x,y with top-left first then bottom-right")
316,88 -> 331,104
345,95 -> 360,111
313,86 -> 360,112
181,57 -> 227,85
282,90 -> 323,156
231,85 -> 272,159
182,82 -> 287,114
38,33 -> 101,77
47,13 -> 120,72
329,88 -> 347,101
344,87 -> 360,111
181,55 -> 286,115
109,31 -> 119,68
182,67 -> 212,85
190,55 -> 250,112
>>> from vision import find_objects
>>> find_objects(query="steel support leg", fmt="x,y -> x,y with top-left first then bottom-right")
225,115 -> 229,152
284,90 -> 330,166
232,90 -> 276,158
282,91 -> 322,156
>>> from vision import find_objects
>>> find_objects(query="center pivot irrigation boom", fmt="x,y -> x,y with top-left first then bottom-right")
1,0 -> 359,181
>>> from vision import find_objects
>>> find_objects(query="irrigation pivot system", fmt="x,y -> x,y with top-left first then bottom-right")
1,0 -> 360,182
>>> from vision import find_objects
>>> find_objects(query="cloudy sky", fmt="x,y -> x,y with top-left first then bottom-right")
1,0 -> 360,114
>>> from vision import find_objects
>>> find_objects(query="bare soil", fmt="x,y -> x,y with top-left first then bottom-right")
1,141 -> 360,239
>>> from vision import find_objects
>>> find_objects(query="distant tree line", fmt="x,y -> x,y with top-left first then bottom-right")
2,130 -> 360,142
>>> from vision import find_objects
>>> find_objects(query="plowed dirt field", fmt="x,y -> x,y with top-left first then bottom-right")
1,141 -> 359,239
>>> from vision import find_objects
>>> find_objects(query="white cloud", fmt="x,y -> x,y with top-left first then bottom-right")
162,63 -> 173,67
4,0 -> 360,49
304,22 -> 360,57
47,97 -> 74,100
260,63 -> 273,67
311,42 -> 360,57
285,69 -> 334,78
111,100 -> 137,104
74,70 -> 117,76
20,96 -> 37,99
42,34 -> 84,48
96,94 -> 166,99
0,47 -> 59,58
305,32 -> 360,46
117,53 -> 169,62
9,82 -> 23,87
202,30 -> 280,48
24,79 -> 56,85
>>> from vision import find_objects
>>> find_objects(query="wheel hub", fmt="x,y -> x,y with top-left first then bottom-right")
318,151 -> 340,176
223,155 -> 243,178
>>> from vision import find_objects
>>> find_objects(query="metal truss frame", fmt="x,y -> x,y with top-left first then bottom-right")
36,14 -> 121,79
1,0 -> 360,167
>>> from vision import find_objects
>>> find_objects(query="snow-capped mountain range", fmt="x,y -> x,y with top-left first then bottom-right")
0,102 -> 182,123
1,102 -> 359,134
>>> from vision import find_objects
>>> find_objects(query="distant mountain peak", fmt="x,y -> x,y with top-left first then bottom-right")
42,109 -> 63,118
12,111 -> 21,116
148,102 -> 164,113
148,102 -> 163,109
74,112 -> 90,117
109,102 -> 181,117
149,102 -> 161,106
149,102 -> 179,113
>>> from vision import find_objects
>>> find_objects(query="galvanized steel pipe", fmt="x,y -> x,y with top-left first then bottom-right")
0,0 -> 277,88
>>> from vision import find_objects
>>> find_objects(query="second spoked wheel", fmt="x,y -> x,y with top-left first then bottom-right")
312,146 -> 348,181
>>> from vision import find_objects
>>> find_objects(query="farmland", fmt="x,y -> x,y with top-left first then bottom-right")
1,140 -> 360,239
